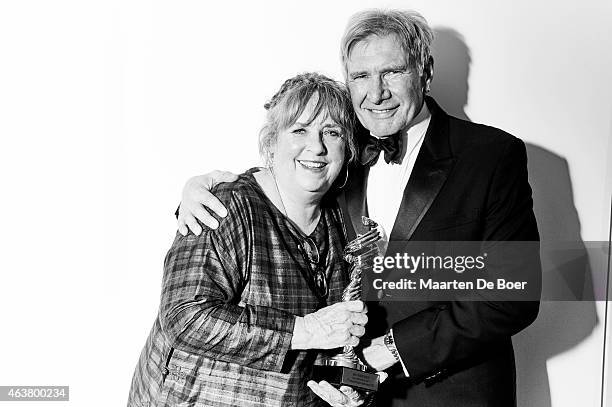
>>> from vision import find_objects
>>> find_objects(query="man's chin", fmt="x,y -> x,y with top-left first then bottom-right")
360,120 -> 400,137
359,115 -> 403,136
370,127 -> 400,138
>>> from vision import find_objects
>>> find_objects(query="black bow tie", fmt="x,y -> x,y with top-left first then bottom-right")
359,134 -> 403,166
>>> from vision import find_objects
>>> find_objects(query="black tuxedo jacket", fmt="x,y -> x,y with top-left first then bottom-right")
338,97 -> 541,407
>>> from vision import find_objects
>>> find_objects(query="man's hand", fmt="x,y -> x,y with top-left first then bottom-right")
307,382 -> 365,407
307,373 -> 388,406
361,335 -> 397,371
177,171 -> 238,235
291,300 -> 368,350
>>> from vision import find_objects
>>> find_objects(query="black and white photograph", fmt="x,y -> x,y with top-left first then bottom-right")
0,1 -> 611,406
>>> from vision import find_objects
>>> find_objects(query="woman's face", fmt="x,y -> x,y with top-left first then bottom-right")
271,95 -> 346,197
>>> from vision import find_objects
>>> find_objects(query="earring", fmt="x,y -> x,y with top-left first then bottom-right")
336,166 -> 349,189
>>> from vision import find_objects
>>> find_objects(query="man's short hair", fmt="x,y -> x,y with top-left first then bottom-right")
340,9 -> 434,77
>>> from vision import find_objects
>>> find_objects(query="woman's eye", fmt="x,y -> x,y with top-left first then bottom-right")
323,130 -> 342,138
292,128 -> 306,134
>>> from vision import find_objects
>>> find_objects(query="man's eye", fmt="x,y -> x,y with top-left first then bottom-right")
384,70 -> 404,79
351,74 -> 367,81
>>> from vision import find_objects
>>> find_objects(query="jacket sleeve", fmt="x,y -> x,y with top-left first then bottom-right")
392,137 -> 541,382
159,191 -> 296,373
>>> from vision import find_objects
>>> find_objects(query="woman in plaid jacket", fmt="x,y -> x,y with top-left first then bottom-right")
128,73 -> 368,406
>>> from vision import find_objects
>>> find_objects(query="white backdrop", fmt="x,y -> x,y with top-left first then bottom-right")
0,1 -> 611,406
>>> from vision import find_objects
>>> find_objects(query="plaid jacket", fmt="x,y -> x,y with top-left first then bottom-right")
128,170 -> 349,406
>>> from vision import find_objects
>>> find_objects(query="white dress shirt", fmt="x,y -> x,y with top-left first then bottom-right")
366,103 -> 431,245
365,103 -> 431,377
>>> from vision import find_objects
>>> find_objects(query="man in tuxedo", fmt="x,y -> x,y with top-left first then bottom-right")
176,9 -> 540,407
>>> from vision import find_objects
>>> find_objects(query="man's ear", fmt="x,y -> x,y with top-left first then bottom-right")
424,56 -> 434,92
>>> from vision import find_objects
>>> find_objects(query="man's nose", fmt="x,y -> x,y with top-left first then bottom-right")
367,75 -> 390,104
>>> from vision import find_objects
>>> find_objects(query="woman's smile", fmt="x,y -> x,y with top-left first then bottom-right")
297,159 -> 328,171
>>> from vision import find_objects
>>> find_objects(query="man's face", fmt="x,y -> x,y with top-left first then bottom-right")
346,34 -> 427,137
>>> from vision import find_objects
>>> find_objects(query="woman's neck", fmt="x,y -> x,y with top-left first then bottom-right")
254,168 -> 322,235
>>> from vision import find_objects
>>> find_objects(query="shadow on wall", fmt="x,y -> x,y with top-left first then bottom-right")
430,27 -> 599,407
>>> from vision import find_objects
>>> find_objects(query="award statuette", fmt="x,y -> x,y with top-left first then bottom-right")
312,216 -> 383,393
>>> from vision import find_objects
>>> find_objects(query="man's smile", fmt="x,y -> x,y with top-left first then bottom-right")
364,106 -> 399,117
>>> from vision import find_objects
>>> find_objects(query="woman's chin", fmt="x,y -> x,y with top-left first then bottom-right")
294,178 -> 333,195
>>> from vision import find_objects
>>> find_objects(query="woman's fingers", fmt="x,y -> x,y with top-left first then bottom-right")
325,326 -> 360,348
325,302 -> 367,324
342,300 -> 366,312
346,335 -> 360,347
294,300 -> 369,349
350,311 -> 368,326
348,324 -> 366,338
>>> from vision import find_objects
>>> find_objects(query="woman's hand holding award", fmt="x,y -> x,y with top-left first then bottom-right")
313,216 -> 383,393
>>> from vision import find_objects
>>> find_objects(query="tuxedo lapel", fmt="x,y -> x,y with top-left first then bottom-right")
389,97 -> 455,242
